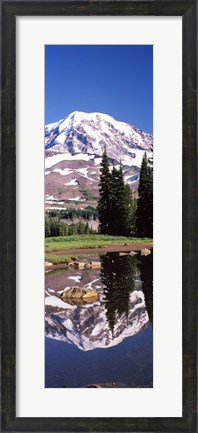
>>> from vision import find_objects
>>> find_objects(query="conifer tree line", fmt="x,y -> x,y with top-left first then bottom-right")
46,207 -> 98,221
97,148 -> 153,237
136,152 -> 153,237
45,207 -> 98,238
45,218 -> 96,238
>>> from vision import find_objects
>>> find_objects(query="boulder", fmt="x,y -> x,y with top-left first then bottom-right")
74,262 -> 86,269
140,248 -> 151,256
60,287 -> 97,304
119,252 -> 129,256
61,297 -> 96,306
74,261 -> 101,269
130,251 -> 137,256
86,382 -> 127,388
89,261 -> 101,269
45,261 -> 53,267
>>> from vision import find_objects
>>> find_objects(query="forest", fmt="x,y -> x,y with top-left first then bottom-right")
98,148 -> 153,238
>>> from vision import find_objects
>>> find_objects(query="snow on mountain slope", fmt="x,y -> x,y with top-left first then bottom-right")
45,111 -> 153,207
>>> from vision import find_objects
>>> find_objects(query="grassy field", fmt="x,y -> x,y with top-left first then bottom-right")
45,253 -> 77,264
45,234 -> 152,253
45,251 -> 106,265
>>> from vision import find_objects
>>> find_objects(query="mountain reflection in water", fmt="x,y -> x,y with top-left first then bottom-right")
45,253 -> 153,350
45,251 -> 153,387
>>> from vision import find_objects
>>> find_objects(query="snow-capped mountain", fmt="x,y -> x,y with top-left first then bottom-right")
45,111 -> 152,157
45,290 -> 149,351
45,111 -> 153,207
45,267 -> 149,351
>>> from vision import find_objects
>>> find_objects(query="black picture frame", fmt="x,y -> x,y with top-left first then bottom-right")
1,1 -> 197,432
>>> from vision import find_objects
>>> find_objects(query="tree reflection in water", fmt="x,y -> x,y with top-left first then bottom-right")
139,251 -> 153,326
100,251 -> 153,336
100,253 -> 139,336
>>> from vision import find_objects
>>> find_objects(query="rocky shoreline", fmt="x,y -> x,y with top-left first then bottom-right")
45,245 -> 152,271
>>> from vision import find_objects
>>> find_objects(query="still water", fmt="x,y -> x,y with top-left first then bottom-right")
45,251 -> 153,388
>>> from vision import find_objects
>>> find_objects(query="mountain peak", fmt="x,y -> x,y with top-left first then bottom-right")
45,110 -> 152,158
62,110 -> 116,124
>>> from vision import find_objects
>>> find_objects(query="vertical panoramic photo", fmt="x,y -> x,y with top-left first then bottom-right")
45,45 -> 153,388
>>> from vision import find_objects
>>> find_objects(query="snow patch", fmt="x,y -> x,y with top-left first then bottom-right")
45,200 -> 64,205
61,319 -> 74,330
45,195 -> 55,200
68,275 -> 82,283
45,153 -> 94,169
76,168 -> 87,175
127,149 -> 153,168
70,153 -> 94,161
91,322 -> 106,336
94,157 -> 102,166
84,278 -> 101,290
45,295 -> 76,309
45,154 -> 67,169
53,168 -> 72,176
68,197 -> 81,201
75,167 -> 97,182
65,178 -> 78,186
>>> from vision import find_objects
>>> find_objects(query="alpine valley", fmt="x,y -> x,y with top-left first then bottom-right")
45,111 -> 153,209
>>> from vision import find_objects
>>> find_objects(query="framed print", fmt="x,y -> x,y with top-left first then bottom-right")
1,1 -> 197,432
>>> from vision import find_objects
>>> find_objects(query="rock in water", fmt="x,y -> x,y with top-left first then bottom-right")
45,261 -> 53,268
87,261 -> 101,269
140,248 -> 151,256
86,382 -> 127,388
60,287 -> 97,305
74,262 -> 86,269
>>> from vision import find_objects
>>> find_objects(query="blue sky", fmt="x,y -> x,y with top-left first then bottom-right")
45,45 -> 153,134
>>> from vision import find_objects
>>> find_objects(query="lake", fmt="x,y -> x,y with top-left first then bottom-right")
45,250 -> 153,388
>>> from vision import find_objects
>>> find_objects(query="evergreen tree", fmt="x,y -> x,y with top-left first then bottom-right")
97,147 -> 111,233
130,189 -> 137,236
108,166 -> 121,235
45,217 -> 51,237
116,165 -> 131,236
98,150 -> 137,236
77,220 -> 85,234
108,165 -> 135,236
124,183 -> 134,236
85,221 -> 89,234
136,152 -> 153,237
